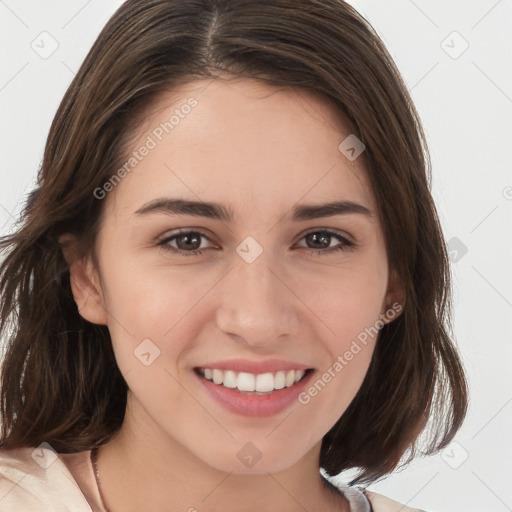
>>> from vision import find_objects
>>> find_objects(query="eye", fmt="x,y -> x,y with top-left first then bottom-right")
157,230 -> 215,257
297,229 -> 356,256
156,228 -> 356,258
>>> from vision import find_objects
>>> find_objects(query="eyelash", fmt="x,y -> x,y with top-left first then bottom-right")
156,229 -> 356,257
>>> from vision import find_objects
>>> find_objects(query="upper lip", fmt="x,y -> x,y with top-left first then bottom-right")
195,358 -> 312,374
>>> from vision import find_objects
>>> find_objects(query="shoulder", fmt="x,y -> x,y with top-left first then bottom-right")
0,445 -> 93,511
365,489 -> 426,512
328,478 -> 428,512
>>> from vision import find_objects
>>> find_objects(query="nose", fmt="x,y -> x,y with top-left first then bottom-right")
215,249 -> 300,348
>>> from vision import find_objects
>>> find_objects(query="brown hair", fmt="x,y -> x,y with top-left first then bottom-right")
0,0 -> 467,484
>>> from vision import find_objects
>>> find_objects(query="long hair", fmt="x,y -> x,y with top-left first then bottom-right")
0,0 -> 467,484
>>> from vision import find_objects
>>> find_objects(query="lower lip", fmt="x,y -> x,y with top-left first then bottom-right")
195,370 -> 314,417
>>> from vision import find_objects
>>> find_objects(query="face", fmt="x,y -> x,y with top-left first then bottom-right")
67,78 -> 403,475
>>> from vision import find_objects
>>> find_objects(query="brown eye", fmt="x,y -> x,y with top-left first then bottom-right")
158,230 -> 214,256
305,232 -> 332,249
298,230 -> 355,255
174,232 -> 203,251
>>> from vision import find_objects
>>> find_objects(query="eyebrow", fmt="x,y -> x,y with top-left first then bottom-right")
134,198 -> 373,222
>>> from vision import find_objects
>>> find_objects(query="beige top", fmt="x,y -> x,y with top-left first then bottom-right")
0,445 -> 426,511
0,446 -> 104,511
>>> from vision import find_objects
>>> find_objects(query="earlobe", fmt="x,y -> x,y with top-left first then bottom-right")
59,234 -> 108,325
68,259 -> 108,325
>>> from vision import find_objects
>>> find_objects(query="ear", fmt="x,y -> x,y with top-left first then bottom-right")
381,268 -> 405,324
59,234 -> 108,325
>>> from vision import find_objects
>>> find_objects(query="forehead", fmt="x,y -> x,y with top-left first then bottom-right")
105,78 -> 377,222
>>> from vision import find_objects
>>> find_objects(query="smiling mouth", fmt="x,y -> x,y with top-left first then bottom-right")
194,367 -> 314,395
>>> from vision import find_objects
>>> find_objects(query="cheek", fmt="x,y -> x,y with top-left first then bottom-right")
292,264 -> 384,417
298,323 -> 377,439
292,258 -> 386,345
97,255 -> 211,385
99,252 -> 209,335
98,259 -> 203,416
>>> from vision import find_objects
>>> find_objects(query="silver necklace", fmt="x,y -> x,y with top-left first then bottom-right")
90,447 -> 112,512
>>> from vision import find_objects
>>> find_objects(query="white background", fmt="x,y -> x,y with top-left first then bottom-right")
1,1 -> 511,511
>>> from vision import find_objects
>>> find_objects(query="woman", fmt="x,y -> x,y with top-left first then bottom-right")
0,1 -> 467,511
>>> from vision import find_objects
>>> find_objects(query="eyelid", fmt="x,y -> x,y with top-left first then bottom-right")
157,227 -> 217,244
158,226 -> 355,245
297,227 -> 355,244
157,226 -> 357,257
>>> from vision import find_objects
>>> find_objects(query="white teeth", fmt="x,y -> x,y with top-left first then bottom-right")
212,369 -> 223,385
255,372 -> 275,392
274,371 -> 286,390
237,372 -> 255,391
223,370 -> 237,388
199,368 -> 309,393
294,370 -> 305,383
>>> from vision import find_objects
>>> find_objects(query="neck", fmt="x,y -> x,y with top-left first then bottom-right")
95,393 -> 348,512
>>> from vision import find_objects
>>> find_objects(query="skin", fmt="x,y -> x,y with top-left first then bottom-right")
61,78 -> 404,512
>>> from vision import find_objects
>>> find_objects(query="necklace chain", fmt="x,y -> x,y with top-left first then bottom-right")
90,447 -> 356,512
90,447 -> 112,512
